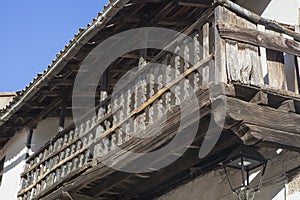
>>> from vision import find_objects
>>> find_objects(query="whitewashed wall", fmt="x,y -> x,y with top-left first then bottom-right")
0,128 -> 28,199
260,0 -> 298,25
0,93 -> 15,110
158,149 -> 300,200
0,117 -> 72,199
31,118 -> 73,152
237,0 -> 299,24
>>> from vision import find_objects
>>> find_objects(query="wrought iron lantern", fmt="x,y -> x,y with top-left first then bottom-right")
222,145 -> 268,200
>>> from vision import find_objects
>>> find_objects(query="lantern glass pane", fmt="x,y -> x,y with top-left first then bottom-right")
226,157 -> 264,171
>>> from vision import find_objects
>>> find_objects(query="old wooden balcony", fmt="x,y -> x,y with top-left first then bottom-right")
17,1 -> 300,200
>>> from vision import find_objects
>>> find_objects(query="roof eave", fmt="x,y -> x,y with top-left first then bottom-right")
0,0 -> 130,127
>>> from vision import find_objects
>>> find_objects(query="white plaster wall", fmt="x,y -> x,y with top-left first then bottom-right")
158,149 -> 300,200
0,94 -> 15,110
31,118 -> 73,153
237,0 -> 299,24
261,0 -> 298,24
0,128 -> 28,200
0,117 -> 73,199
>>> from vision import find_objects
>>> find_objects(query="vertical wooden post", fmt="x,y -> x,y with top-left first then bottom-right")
175,46 -> 181,105
100,69 -> 109,103
139,49 -> 147,70
58,101 -> 66,133
214,5 -> 228,84
149,68 -> 155,124
25,128 -> 34,159
294,25 -> 300,94
165,53 -> 172,110
202,22 -> 210,85
257,25 -> 268,84
194,33 -> 201,91
139,32 -> 148,70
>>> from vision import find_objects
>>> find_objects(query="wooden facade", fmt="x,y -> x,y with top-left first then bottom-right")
0,0 -> 299,199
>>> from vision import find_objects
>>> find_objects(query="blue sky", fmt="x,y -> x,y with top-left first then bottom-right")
0,0 -> 108,92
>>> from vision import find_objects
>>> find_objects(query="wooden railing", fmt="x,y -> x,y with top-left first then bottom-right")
18,2 -> 300,199
18,13 -> 215,200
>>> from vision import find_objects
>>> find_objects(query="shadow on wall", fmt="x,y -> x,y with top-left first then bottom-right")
2,131 -> 28,174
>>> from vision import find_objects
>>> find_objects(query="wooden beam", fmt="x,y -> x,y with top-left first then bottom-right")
225,97 -> 300,150
158,17 -> 193,26
117,133 -> 237,199
250,91 -> 268,105
279,100 -> 296,113
41,90 -> 60,97
178,1 -> 211,8
218,22 -> 300,57
129,0 -> 162,4
121,13 -> 144,23
67,192 -> 97,200
25,102 -> 46,109
241,124 -> 300,152
50,79 -> 74,86
89,117 -> 214,197
143,0 -> 182,27
217,0 -> 300,41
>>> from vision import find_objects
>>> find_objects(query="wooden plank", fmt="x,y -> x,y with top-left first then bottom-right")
250,91 -> 268,105
217,22 -> 300,57
265,30 -> 287,91
216,0 -> 300,42
241,124 -> 300,152
237,17 -> 263,86
158,17 -> 193,26
266,48 -> 287,90
129,0 -> 162,4
223,7 -> 241,83
236,14 -> 251,85
214,6 -> 228,83
296,54 -> 300,94
295,26 -> 300,94
225,40 -> 240,81
284,53 -> 299,93
238,43 -> 252,84
202,22 -> 210,84
279,100 -> 296,113
178,1 -> 211,8
257,25 -> 269,85
68,192 -> 97,200
249,44 -> 264,86
225,97 -> 300,135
